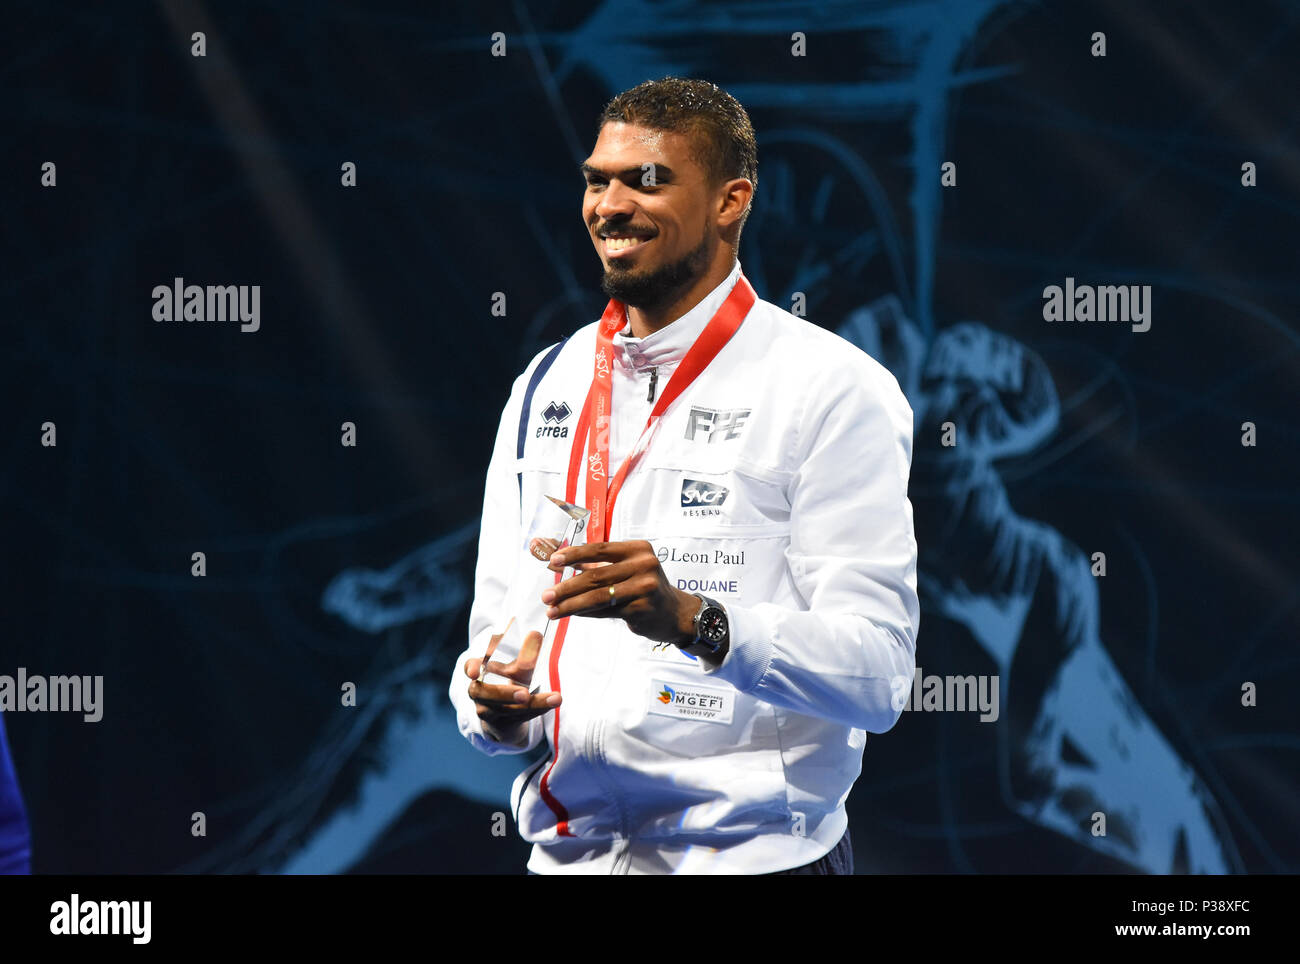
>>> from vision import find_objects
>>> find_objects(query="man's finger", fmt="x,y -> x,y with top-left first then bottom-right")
516,629 -> 545,671
480,658 -> 523,679
478,694 -> 559,713
547,540 -> 648,570
469,678 -> 562,708
545,558 -> 643,607
475,698 -> 560,731
548,579 -> 656,621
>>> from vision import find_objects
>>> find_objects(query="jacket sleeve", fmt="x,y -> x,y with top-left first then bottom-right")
699,355 -> 920,734
448,360 -> 547,756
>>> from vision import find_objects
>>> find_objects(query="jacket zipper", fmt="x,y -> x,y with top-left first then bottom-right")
514,754 -> 550,826
587,715 -> 632,873
580,590 -> 633,871
646,366 -> 658,402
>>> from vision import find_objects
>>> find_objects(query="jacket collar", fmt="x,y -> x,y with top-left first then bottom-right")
612,259 -> 743,371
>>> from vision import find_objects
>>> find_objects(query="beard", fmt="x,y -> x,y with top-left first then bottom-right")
600,230 -> 711,312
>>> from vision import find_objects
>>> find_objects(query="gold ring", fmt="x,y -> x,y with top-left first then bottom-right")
608,586 -> 617,606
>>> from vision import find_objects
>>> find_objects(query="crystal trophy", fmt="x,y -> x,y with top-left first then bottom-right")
478,495 -> 590,687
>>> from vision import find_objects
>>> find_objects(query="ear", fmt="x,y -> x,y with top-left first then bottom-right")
716,177 -> 754,228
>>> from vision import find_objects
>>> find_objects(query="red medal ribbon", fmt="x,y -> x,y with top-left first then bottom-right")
566,272 -> 756,540
538,269 -> 756,837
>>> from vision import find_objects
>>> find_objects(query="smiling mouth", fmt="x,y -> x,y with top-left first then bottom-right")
601,233 -> 655,258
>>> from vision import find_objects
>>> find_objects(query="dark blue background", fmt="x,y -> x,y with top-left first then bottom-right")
2,0 -> 1296,873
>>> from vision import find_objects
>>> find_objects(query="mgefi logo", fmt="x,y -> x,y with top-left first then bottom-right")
681,478 -> 728,517
647,679 -> 734,724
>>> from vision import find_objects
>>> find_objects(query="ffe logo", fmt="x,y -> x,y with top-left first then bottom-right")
685,406 -> 750,443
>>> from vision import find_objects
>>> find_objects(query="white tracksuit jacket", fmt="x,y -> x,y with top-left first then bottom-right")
450,258 -> 919,874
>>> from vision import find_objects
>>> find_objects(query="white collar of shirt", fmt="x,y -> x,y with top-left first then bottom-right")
611,259 -> 743,372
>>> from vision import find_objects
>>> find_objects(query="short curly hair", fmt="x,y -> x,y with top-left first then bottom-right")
597,77 -> 758,232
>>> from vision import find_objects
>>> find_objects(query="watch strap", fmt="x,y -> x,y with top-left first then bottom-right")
690,594 -> 728,653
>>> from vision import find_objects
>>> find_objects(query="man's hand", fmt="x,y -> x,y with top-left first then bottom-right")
542,540 -> 699,646
463,629 -> 560,746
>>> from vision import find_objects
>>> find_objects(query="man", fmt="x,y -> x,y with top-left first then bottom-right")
449,77 -> 918,874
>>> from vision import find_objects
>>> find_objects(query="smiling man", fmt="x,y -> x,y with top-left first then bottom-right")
450,77 -> 919,875
583,129 -> 717,330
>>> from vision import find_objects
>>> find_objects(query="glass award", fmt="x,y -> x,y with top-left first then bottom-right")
478,495 -> 590,687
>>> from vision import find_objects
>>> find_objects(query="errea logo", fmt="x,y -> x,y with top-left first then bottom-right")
681,479 -> 728,516
537,400 -> 571,438
685,406 -> 750,443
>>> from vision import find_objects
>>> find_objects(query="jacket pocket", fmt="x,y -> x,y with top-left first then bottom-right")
608,673 -> 791,834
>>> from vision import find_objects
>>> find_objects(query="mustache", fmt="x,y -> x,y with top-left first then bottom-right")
596,223 -> 656,238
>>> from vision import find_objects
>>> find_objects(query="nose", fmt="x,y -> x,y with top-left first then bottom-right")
594,180 -> 637,222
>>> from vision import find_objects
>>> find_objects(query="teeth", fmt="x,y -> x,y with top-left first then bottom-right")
606,236 -> 646,251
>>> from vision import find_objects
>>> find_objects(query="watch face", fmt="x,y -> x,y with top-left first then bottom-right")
699,607 -> 728,644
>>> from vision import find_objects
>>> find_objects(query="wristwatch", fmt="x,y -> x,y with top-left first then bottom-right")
688,594 -> 730,655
